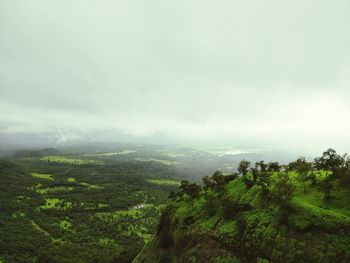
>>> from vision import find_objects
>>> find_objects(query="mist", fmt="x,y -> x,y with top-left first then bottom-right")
1,0 -> 350,153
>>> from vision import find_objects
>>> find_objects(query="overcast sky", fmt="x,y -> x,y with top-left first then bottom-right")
1,1 -> 350,151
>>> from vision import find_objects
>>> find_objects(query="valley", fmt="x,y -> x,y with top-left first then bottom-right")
0,144 -> 257,263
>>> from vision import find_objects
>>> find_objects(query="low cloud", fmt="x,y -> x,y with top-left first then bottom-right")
1,0 -> 350,152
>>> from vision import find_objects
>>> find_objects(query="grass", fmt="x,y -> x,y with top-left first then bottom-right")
97,209 -> 143,220
291,171 -> 350,216
289,198 -> 350,231
80,182 -> 103,190
199,214 -> 221,230
59,219 -> 72,230
40,198 -> 72,210
290,178 -> 350,231
134,158 -> 175,165
40,155 -> 102,165
36,186 -> 74,194
135,228 -> 153,244
67,177 -> 76,183
67,177 -> 103,189
217,221 -> 236,236
99,237 -> 116,245
230,171 -> 350,232
12,211 -> 25,218
31,172 -> 54,180
157,150 -> 188,157
147,179 -> 180,186
79,202 -> 109,209
85,150 -> 137,156
133,170 -> 350,263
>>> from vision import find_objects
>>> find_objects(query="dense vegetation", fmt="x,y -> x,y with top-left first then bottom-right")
2,146 -> 350,262
135,149 -> 350,263
0,147 -> 183,263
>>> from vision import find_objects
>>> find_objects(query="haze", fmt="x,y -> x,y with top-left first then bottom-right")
1,0 -> 350,153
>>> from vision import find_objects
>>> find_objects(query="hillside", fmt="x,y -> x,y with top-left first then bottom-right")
134,154 -> 350,263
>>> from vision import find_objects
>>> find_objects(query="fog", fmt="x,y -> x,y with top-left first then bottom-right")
1,1 -> 350,153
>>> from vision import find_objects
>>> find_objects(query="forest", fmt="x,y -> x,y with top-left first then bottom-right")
0,146 -> 184,263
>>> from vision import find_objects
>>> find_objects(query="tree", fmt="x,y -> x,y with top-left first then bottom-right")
289,157 -> 312,193
187,183 -> 201,197
344,154 -> 350,169
319,177 -> 333,200
337,168 -> 350,185
256,172 -> 272,197
251,167 -> 259,183
313,149 -> 343,201
168,191 -> 177,200
314,148 -> 344,177
204,171 -> 237,190
221,196 -> 240,219
270,173 -> 295,207
202,176 -> 215,190
243,176 -> 254,188
179,180 -> 201,197
204,194 -> 217,216
267,162 -> 280,172
308,172 -> 317,186
212,170 -> 226,188
337,155 -> 350,185
255,160 -> 267,172
157,207 -> 174,248
238,160 -> 250,178
179,180 -> 190,193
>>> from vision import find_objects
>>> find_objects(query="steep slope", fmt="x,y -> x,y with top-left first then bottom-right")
134,176 -> 350,263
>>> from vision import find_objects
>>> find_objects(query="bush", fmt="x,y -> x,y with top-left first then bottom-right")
157,207 -> 174,248
205,195 -> 217,217
221,197 -> 240,220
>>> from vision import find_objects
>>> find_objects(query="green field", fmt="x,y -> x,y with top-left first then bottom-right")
157,150 -> 188,157
80,182 -> 103,189
40,198 -> 72,210
147,179 -> 180,186
84,150 -> 137,156
36,186 -> 74,194
59,219 -> 72,230
67,177 -> 76,183
31,172 -> 54,180
11,211 -> 25,218
99,237 -> 116,245
40,155 -> 102,165
134,158 -> 176,165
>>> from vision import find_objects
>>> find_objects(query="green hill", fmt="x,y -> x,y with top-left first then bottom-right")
134,169 -> 350,262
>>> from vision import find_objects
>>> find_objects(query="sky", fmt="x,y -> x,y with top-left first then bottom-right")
1,0 -> 350,152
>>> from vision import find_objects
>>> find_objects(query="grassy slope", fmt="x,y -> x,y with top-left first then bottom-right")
134,175 -> 350,263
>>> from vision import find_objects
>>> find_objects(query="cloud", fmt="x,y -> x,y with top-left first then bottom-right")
1,0 -> 350,151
